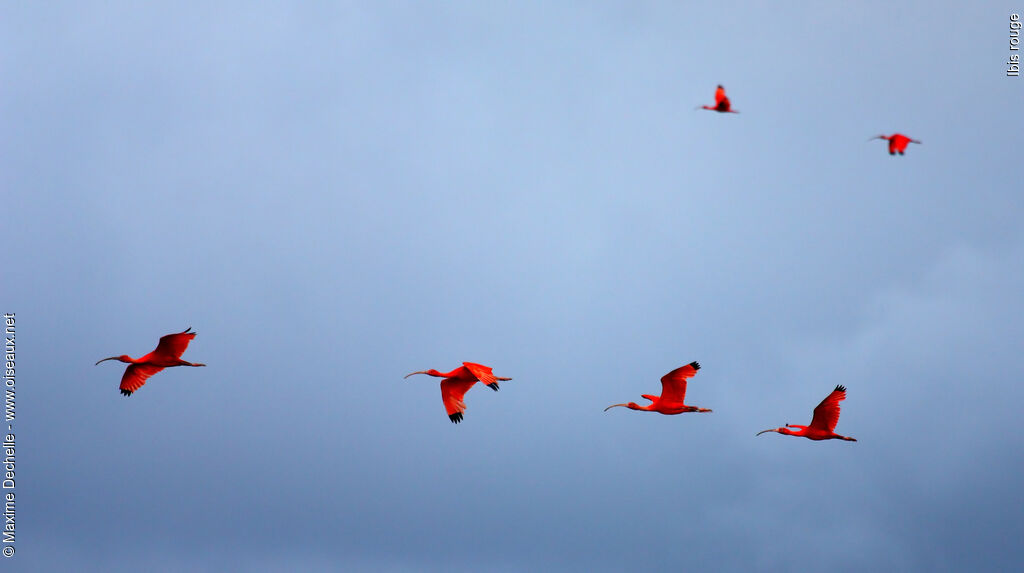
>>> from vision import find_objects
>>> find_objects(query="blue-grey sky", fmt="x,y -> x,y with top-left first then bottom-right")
5,2 -> 1023,571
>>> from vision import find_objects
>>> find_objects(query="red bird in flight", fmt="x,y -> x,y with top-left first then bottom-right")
404,362 -> 511,423
757,385 -> 857,441
95,327 -> 206,396
871,133 -> 921,155
604,361 -> 711,415
698,85 -> 738,113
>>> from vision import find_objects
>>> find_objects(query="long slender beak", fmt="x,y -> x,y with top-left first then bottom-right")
604,403 -> 628,412
756,428 -> 778,436
495,377 -> 512,381
95,356 -> 119,366
404,371 -> 428,379
868,135 -> 885,141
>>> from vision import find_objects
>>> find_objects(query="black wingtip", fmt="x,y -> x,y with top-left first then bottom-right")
835,385 -> 847,393
690,361 -> 701,370
487,383 -> 499,391
449,412 -> 463,424
120,389 -> 133,397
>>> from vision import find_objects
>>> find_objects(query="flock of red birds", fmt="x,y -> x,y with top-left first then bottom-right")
698,85 -> 920,156
95,334 -> 855,442
96,84 -> 917,443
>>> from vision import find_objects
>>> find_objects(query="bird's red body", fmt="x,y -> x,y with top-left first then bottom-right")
604,361 -> 711,415
699,85 -> 738,113
404,362 -> 511,423
95,327 -> 206,396
871,133 -> 921,155
757,385 -> 857,441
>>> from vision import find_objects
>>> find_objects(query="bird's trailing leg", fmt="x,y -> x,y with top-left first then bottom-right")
180,361 -> 206,367
487,375 -> 512,391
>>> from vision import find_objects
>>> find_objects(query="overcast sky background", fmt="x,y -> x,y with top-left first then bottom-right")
4,2 -> 1023,571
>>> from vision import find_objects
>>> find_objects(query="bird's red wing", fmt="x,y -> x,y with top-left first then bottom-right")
714,86 -> 726,105
120,364 -> 165,396
808,385 -> 847,432
153,328 -> 196,360
658,362 -> 700,404
462,362 -> 498,386
440,378 -> 478,417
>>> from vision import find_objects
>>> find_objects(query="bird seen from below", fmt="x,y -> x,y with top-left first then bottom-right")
871,133 -> 921,155
604,361 -> 711,415
95,327 -> 206,396
698,85 -> 738,113
404,362 -> 512,423
757,385 -> 857,441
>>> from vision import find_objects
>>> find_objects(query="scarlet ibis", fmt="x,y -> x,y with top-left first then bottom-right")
757,385 -> 857,441
698,85 -> 738,113
404,362 -> 511,423
604,361 -> 711,415
95,327 -> 206,396
871,133 -> 921,155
